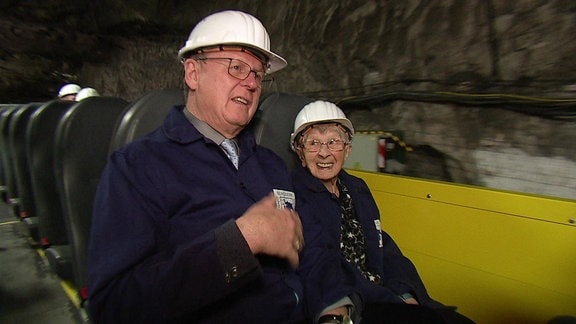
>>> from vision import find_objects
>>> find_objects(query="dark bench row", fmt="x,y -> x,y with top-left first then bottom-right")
0,89 -> 312,316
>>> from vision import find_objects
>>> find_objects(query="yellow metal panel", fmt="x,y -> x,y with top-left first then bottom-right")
408,251 -> 576,324
351,170 -> 576,226
347,170 -> 576,323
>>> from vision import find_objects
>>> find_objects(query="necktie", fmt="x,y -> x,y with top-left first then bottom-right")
221,139 -> 239,169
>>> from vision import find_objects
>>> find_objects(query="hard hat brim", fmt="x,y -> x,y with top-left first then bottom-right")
290,119 -> 354,151
178,43 -> 287,74
58,84 -> 81,97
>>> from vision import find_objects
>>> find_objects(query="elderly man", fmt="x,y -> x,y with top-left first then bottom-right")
88,10 -> 305,323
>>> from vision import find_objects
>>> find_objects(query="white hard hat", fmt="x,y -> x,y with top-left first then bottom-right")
177,10 -> 287,73
290,100 -> 354,151
58,83 -> 81,98
75,87 -> 100,101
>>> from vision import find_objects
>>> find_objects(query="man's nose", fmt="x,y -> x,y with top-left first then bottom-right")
241,71 -> 260,89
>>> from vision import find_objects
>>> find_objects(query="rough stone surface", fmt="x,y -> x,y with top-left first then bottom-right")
1,0 -> 575,199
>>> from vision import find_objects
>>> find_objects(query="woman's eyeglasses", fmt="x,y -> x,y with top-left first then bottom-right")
301,139 -> 347,152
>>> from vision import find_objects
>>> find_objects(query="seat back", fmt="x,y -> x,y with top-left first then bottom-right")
54,96 -> 129,292
1,105 -> 24,205
251,92 -> 313,170
0,104 -> 20,201
27,100 -> 76,247
109,88 -> 184,152
8,102 -> 44,219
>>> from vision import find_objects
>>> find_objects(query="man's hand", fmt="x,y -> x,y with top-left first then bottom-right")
236,193 -> 304,268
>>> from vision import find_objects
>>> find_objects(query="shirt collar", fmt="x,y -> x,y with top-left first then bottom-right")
183,107 -> 230,145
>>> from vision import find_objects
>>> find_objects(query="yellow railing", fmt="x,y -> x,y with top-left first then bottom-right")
348,169 -> 576,324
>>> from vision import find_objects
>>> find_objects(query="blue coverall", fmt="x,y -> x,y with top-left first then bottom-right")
88,106 -> 305,323
292,166 -> 444,321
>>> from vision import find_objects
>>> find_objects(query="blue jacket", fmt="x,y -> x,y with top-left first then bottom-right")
292,166 -> 442,321
88,106 -> 305,323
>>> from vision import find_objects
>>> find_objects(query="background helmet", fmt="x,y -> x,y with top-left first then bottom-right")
177,10 -> 287,73
290,100 -> 354,151
75,87 -> 100,101
58,83 -> 81,98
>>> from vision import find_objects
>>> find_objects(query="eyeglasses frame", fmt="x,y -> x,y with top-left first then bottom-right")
300,138 -> 349,153
194,57 -> 272,88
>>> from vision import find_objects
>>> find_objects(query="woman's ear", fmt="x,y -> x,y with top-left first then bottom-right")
344,144 -> 352,160
183,59 -> 199,90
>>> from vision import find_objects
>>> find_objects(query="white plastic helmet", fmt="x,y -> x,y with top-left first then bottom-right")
290,100 -> 354,151
58,83 -> 81,98
177,10 -> 287,73
75,87 -> 100,101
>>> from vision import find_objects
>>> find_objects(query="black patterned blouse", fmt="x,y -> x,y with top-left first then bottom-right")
338,179 -> 383,284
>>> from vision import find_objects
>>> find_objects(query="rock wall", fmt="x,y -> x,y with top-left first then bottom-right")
347,102 -> 576,199
2,0 -> 575,199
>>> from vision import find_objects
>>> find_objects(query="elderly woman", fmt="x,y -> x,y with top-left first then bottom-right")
291,100 -> 473,324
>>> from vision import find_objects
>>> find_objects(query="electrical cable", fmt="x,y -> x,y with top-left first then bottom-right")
302,80 -> 576,120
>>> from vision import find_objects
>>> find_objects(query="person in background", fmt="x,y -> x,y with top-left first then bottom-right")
87,10 -> 306,323
75,87 -> 100,101
57,83 -> 81,101
291,100 -> 474,324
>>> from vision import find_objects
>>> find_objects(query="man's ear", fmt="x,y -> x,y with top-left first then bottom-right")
183,59 -> 199,90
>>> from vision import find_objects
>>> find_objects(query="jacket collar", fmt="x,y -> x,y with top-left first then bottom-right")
293,165 -> 350,194
163,105 -> 258,157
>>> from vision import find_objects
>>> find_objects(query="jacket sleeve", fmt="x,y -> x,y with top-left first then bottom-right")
352,175 -> 444,308
379,231 -> 443,307
87,150 -> 260,323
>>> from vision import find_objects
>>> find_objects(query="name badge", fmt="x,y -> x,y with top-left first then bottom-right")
273,189 -> 296,210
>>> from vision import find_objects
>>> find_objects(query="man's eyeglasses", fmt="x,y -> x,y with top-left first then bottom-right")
301,139 -> 348,152
195,57 -> 272,88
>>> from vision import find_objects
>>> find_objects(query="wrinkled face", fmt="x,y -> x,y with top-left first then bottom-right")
183,49 -> 266,138
297,124 -> 352,185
